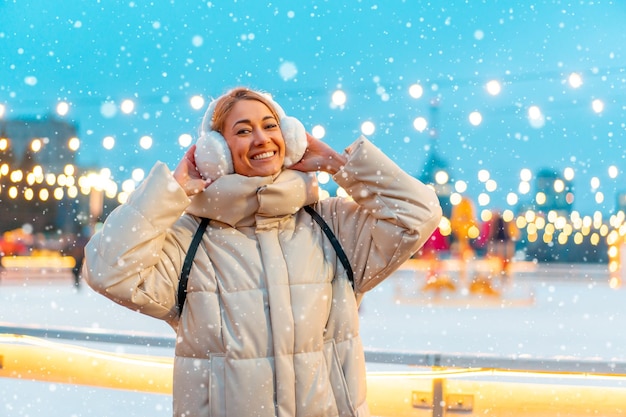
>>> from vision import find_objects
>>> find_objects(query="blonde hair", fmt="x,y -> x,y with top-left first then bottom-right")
210,87 -> 280,134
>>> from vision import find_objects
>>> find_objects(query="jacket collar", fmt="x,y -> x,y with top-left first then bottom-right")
186,169 -> 319,227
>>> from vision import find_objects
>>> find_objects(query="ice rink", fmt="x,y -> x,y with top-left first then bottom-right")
1,263 -> 625,416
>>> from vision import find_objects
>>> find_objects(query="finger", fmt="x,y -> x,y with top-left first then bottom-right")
185,145 -> 197,163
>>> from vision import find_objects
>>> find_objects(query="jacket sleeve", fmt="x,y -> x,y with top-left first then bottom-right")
82,161 -> 192,322
322,136 -> 442,293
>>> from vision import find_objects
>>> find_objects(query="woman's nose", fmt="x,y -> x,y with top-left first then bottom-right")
252,129 -> 271,145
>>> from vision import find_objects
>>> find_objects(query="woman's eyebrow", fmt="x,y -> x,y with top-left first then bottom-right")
232,115 -> 277,127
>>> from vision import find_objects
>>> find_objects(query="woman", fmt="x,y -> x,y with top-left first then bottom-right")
83,87 -> 442,417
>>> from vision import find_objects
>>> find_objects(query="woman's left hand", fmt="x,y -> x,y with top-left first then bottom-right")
290,133 -> 347,175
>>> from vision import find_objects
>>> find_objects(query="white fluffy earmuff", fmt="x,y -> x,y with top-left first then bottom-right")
194,92 -> 307,181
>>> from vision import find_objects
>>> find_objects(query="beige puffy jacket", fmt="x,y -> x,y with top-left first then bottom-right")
84,136 -> 442,417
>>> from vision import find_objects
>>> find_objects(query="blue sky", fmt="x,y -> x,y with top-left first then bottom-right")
1,0 -> 626,214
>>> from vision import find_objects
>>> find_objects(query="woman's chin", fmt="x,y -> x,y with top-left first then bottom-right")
238,159 -> 283,177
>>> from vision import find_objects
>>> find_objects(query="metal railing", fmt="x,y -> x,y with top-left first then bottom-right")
2,322 -> 625,376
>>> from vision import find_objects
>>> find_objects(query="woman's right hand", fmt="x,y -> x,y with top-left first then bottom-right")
173,145 -> 211,196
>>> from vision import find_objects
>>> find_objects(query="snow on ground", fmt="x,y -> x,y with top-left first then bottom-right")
1,264 -> 625,416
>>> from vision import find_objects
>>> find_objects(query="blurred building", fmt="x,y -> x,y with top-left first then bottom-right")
0,116 -> 85,234
534,168 -> 574,214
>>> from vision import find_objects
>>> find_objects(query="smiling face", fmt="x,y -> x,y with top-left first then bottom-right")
222,99 -> 286,177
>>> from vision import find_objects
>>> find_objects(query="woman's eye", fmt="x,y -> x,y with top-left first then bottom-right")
237,128 -> 251,135
265,123 -> 278,130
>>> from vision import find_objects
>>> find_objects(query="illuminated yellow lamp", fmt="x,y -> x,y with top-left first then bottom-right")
609,214 -> 620,229
468,224 -> 480,239
449,192 -> 462,206
104,185 -> 118,199
553,178 -> 565,193
120,98 -> 136,114
562,223 -> 573,236
609,275 -> 622,289
525,210 -> 536,223
557,232 -> 568,245
593,211 -> 603,229
435,169 -> 449,185
77,175 -> 93,195
607,230 -> 620,246
535,191 -> 546,205
438,217 -> 452,237
53,187 -> 64,200
502,209 -> 514,222
311,124 -> 326,139
189,94 -> 205,110
67,186 -> 78,199
10,169 -> 23,182
318,189 -> 330,200
56,101 -> 70,116
117,191 -> 129,204
572,216 -> 583,230
26,172 -> 36,186
573,232 -> 584,245
590,233 -> 600,246
542,232 -> 553,244
24,188 -> 34,201
480,209 -> 492,222
516,215 -> 527,229
30,138 -> 42,152
317,171 -> 330,185
554,216 -> 567,230
337,187 -> 352,200
331,89 -> 347,108
68,136 -> 80,151
599,224 -> 609,237
0,137 -> 9,151
8,186 -> 18,199
535,216 -> 546,230
518,180 -> 530,194
527,231 -> 538,243
608,245 -> 619,260
64,164 -> 75,176
547,210 -> 558,224
64,175 -> 75,187
568,72 -> 583,88
0,163 -> 9,175
121,179 -> 136,194
57,174 -> 67,187
595,191 -> 604,204
608,242 -> 622,288
39,188 -> 49,201
45,173 -> 56,186
409,83 -> 424,99
544,223 -> 555,235
32,165 -> 44,181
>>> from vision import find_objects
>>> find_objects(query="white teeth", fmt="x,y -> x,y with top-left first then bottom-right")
252,151 -> 274,160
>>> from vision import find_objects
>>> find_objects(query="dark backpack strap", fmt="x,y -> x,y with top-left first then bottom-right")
177,207 -> 355,314
177,217 -> 209,313
304,205 -> 354,289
